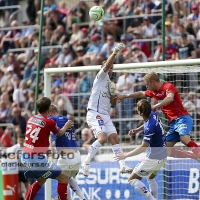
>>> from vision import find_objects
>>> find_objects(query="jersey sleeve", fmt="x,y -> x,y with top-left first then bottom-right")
49,119 -> 60,134
143,126 -> 154,144
145,90 -> 154,98
96,68 -> 107,81
165,83 -> 177,94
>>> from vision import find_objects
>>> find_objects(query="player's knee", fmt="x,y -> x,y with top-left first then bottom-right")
128,178 -> 138,186
58,171 -> 68,183
98,133 -> 107,144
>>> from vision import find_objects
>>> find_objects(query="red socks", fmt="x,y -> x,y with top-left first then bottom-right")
57,182 -> 68,200
187,140 -> 200,158
170,147 -> 197,159
25,181 -> 41,200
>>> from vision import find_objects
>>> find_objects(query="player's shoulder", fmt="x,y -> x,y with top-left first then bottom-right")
163,82 -> 175,88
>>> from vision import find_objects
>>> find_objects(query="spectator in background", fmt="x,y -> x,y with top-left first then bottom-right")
0,92 -> 13,110
176,33 -> 196,59
116,73 -> 136,134
125,45 -> 148,63
132,30 -> 150,58
77,128 -> 95,149
142,0 -> 155,15
0,126 -> 12,148
141,16 -> 158,38
72,72 -> 93,110
25,90 -> 35,118
13,79 -> 29,108
11,107 -> 26,134
51,75 -> 62,93
183,92 -> 196,116
3,53 -> 21,77
154,36 -> 177,61
15,21 -> 34,48
55,43 -> 73,68
44,48 -> 58,68
78,28 -> 90,49
50,25 -> 69,45
54,86 -> 74,115
38,0 -> 56,16
4,0 -> 18,26
83,34 -> 103,66
68,1 -> 86,28
165,20 -> 178,37
23,49 -> 38,81
61,72 -> 77,95
26,0 -> 36,25
127,8 -> 143,34
97,34 -> 117,63
187,4 -> 200,27
68,46 -> 84,67
0,20 -> 21,54
0,69 -> 7,93
69,23 -> 83,50
4,66 -> 17,94
0,100 -> 12,123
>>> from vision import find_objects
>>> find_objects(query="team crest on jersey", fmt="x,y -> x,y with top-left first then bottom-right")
98,119 -> 104,126
177,124 -> 187,130
96,115 -> 101,119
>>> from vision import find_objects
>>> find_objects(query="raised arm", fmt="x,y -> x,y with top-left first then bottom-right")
103,43 -> 125,73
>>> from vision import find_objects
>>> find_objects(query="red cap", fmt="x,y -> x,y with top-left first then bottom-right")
191,4 -> 198,10
91,35 -> 100,41
111,5 -> 118,11
81,28 -> 88,33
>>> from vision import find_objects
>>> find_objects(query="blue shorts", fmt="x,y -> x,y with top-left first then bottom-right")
21,152 -> 62,180
166,115 -> 193,142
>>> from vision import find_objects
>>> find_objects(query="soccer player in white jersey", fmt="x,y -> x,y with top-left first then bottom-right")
82,43 -> 133,177
115,99 -> 167,200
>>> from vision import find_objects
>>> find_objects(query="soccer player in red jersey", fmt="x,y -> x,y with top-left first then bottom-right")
116,72 -> 200,161
21,97 -> 73,200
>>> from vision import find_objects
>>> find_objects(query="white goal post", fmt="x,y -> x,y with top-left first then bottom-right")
43,58 -> 200,200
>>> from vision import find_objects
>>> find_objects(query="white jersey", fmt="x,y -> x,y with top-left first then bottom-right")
87,68 -> 111,115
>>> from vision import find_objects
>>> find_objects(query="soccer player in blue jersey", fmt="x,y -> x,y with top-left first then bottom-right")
49,104 -> 86,200
115,99 -> 167,200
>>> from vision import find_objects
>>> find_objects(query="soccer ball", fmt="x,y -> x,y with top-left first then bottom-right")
89,6 -> 104,21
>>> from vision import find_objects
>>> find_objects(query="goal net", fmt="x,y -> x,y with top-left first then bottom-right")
42,59 -> 200,200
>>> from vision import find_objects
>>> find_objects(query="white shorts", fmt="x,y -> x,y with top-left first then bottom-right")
86,110 -> 117,138
57,151 -> 81,178
133,157 -> 166,178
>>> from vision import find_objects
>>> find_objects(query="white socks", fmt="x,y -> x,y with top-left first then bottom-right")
68,178 -> 85,199
84,140 -> 102,163
129,179 -> 155,200
148,178 -> 158,200
112,144 -> 125,167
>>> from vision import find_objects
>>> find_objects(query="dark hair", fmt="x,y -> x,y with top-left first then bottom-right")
137,99 -> 151,118
17,134 -> 25,139
36,97 -> 51,113
181,33 -> 187,39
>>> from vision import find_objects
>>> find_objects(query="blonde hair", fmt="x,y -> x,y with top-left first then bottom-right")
49,104 -> 58,113
143,72 -> 160,83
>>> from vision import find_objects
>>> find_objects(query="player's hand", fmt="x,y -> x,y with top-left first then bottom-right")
114,152 -> 127,161
128,129 -> 139,136
109,81 -> 116,95
114,43 -> 125,55
65,120 -> 73,129
114,94 -> 126,103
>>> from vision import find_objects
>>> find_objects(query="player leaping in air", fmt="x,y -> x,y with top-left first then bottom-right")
82,43 -> 133,177
115,99 -> 167,200
116,72 -> 200,161
48,104 -> 86,200
21,97 -> 73,200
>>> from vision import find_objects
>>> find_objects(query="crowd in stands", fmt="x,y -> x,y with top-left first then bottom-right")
1,0 -> 200,150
